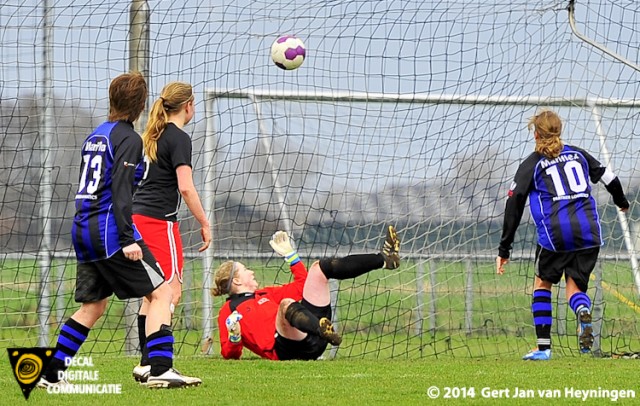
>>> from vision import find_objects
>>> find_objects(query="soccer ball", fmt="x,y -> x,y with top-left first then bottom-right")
271,35 -> 306,70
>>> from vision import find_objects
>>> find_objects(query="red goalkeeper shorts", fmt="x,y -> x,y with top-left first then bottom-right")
132,214 -> 184,283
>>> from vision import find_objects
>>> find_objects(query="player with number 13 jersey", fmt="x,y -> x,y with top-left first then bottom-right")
72,120 -> 144,262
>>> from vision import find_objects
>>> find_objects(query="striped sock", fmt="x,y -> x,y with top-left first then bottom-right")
569,292 -> 591,316
45,318 -> 89,382
532,289 -> 553,351
147,326 -> 174,376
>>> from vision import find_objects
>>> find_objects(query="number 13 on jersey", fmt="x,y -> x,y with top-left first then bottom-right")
78,154 -> 103,195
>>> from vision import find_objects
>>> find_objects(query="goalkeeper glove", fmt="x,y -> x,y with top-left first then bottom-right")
225,311 -> 243,343
269,231 -> 300,265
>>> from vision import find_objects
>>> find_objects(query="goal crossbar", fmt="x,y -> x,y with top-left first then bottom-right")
205,89 -> 640,107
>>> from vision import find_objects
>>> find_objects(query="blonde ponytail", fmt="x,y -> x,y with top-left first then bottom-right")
528,109 -> 563,159
142,98 -> 169,162
142,82 -> 194,163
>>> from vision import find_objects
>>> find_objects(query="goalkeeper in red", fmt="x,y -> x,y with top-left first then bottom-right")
496,109 -> 629,361
212,226 -> 400,360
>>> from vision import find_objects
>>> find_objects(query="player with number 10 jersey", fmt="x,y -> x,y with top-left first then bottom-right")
497,109 -> 629,361
519,144 -> 606,252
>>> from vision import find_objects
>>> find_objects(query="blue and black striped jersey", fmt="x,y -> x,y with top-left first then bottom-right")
499,144 -> 628,258
72,121 -> 144,262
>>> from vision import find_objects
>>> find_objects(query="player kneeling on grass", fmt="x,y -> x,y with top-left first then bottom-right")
212,226 -> 400,360
496,109 -> 629,361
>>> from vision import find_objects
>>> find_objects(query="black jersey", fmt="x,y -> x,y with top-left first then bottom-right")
71,121 -> 144,262
132,123 -> 192,222
499,145 -> 608,257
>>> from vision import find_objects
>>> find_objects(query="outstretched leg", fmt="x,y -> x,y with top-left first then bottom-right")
317,226 -> 401,281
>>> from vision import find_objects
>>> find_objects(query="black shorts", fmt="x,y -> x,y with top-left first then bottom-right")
75,240 -> 165,302
535,245 -> 600,292
274,299 -> 332,361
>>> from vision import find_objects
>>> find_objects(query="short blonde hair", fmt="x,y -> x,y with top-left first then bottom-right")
211,261 -> 235,296
528,109 -> 563,159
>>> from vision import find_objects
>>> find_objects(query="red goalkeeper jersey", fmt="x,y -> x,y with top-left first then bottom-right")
218,261 -> 308,360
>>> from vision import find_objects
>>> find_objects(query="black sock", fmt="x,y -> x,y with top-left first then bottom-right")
147,325 -> 174,376
45,318 -> 90,382
285,302 -> 321,336
138,314 -> 149,366
319,254 -> 384,280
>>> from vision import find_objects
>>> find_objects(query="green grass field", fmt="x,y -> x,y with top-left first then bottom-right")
2,356 -> 639,405
2,257 -> 640,404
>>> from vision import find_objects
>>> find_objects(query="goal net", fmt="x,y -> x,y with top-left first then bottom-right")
1,0 -> 640,359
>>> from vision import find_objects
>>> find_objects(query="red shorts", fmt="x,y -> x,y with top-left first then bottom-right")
132,214 -> 184,283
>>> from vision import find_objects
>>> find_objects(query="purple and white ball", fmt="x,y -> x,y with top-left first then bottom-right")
271,35 -> 306,70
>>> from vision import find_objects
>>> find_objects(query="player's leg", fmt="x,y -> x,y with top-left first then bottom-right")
141,281 -> 199,388
143,282 -> 173,380
275,263 -> 339,344
133,297 -> 151,382
522,276 -> 553,360
303,260 -> 331,306
129,245 -> 197,389
132,215 -> 157,379
132,215 -> 184,381
566,277 -> 593,353
523,246 -> 560,361
276,298 -> 309,341
86,241 -> 198,388
165,218 -> 185,310
275,261 -> 341,345
134,275 -> 181,382
288,227 -> 400,344
274,293 -> 337,360
565,247 -> 599,353
276,265 -> 342,346
318,226 -> 401,280
316,225 -> 400,282
38,263 -> 112,387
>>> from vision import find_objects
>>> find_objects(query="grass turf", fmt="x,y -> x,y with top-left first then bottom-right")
2,356 -> 639,405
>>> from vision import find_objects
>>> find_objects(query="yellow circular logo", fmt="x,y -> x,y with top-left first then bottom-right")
14,353 -> 43,385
